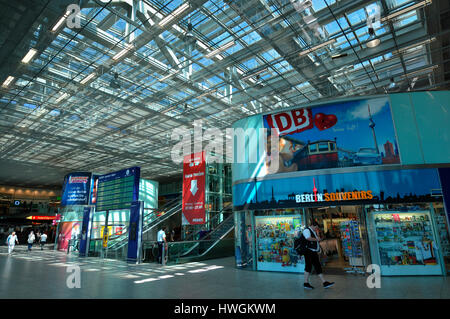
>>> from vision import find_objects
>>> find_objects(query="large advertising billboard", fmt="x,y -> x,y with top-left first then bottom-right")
61,172 -> 92,206
233,168 -> 441,210
182,151 -> 206,225
263,96 -> 400,175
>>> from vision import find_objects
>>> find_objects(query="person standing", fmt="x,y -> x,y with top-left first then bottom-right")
40,232 -> 48,250
157,226 -> 167,264
27,231 -> 35,251
303,222 -> 335,290
7,232 -> 19,255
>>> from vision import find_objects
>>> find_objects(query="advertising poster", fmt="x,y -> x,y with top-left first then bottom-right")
57,222 -> 80,251
182,151 -> 206,225
61,172 -> 92,206
233,168 -> 441,210
90,174 -> 99,205
263,97 -> 400,174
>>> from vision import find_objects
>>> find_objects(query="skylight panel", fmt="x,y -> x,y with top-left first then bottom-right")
396,12 -> 418,26
23,103 -> 37,110
312,0 -> 327,12
198,57 -> 214,66
347,8 -> 367,26
49,109 -> 60,117
241,31 -> 262,45
324,21 -> 341,36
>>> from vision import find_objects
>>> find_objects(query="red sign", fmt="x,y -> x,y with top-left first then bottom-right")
264,108 -> 314,136
29,216 -> 57,220
182,151 -> 206,225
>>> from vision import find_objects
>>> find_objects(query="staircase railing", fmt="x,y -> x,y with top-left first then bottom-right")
177,208 -> 234,258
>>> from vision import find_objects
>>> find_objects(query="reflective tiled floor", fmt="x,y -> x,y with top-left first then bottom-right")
0,245 -> 449,299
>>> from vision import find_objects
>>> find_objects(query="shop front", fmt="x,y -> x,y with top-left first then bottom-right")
231,93 -> 450,276
234,169 -> 449,276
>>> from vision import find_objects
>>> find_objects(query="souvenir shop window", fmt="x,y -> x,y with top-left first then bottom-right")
368,204 -> 443,275
255,214 -> 305,273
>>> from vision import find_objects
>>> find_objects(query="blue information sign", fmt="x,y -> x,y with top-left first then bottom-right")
61,172 -> 92,206
127,201 -> 143,263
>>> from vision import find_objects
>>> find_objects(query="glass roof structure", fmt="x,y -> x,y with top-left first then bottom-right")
0,0 -> 448,186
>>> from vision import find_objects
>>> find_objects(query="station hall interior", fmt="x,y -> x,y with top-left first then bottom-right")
0,0 -> 450,299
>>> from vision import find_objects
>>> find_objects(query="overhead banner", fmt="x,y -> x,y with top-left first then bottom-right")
61,172 -> 92,206
182,151 -> 206,225
263,96 -> 400,175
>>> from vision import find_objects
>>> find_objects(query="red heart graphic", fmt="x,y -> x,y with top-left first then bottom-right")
314,113 -> 337,131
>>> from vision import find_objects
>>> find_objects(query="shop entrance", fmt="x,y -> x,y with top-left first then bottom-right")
306,205 -> 370,274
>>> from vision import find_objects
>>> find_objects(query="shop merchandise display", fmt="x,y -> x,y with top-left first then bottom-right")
340,220 -> 362,259
339,220 -> 364,273
434,207 -> 450,261
256,216 -> 304,270
374,212 -> 439,266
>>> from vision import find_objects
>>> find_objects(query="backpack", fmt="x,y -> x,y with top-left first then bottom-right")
294,227 -> 315,256
6,235 -> 11,245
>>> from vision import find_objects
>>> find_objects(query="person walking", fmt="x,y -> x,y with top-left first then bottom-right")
40,232 -> 48,250
27,231 -> 35,251
157,226 -> 167,264
303,222 -> 335,290
7,232 -> 19,255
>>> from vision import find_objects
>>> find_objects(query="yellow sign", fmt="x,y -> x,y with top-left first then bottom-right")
100,226 -> 112,238
101,226 -> 112,248
102,233 -> 109,248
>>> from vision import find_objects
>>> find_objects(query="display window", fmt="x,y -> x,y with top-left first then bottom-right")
371,210 -> 442,275
432,203 -> 450,274
255,215 -> 304,273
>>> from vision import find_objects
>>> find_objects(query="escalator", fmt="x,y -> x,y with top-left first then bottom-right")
87,196 -> 182,260
144,203 -> 235,264
86,197 -> 234,264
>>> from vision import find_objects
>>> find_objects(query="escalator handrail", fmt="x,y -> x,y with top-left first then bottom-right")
108,202 -> 183,251
104,198 -> 182,250
178,212 -> 234,257
200,212 -> 234,241
182,203 -> 233,242
144,197 -> 181,224
142,202 -> 182,233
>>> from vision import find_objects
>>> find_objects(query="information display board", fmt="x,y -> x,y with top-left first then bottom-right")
95,167 -> 140,212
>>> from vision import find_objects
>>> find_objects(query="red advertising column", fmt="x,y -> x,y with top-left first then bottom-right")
182,151 -> 206,225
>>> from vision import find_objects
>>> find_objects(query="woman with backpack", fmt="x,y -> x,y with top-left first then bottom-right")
301,222 -> 335,290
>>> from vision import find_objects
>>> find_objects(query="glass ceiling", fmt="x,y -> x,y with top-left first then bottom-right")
0,0 -> 444,185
